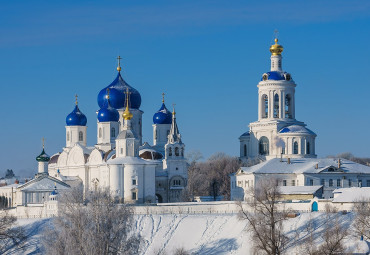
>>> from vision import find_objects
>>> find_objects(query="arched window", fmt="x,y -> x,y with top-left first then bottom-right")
274,94 -> 279,118
99,128 -> 102,138
111,127 -> 116,137
181,148 -> 184,156
175,147 -> 179,156
259,136 -> 269,155
293,141 -> 298,154
169,147 -> 172,156
262,94 -> 268,118
67,132 -> 70,141
79,131 -> 83,141
243,144 -> 247,157
285,95 -> 292,118
306,142 -> 310,154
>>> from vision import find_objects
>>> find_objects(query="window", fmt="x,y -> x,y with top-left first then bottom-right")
173,180 -> 181,186
321,179 -> 325,186
67,132 -> 70,141
262,74 -> 268,81
99,128 -> 102,138
348,179 -> 352,187
292,180 -> 295,186
181,148 -> 184,156
155,130 -> 158,140
169,147 -> 172,156
285,95 -> 291,118
359,180 -> 362,187
337,179 -> 341,187
132,179 -> 137,185
309,179 -> 313,186
243,144 -> 247,157
120,148 -> 123,154
273,94 -> 279,118
111,127 -> 116,137
293,141 -> 298,154
79,131 -> 83,141
306,142 -> 310,154
262,94 -> 268,118
283,180 -> 287,186
132,192 -> 137,200
329,179 -> 333,187
367,180 -> 370,187
278,60 -> 282,68
175,147 -> 179,156
259,136 -> 269,156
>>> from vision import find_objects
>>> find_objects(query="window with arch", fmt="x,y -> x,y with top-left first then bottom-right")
175,147 -> 179,156
173,179 -> 181,186
306,142 -> 310,154
67,131 -> 70,141
259,136 -> 269,155
243,144 -> 247,157
79,131 -> 83,141
169,147 -> 172,156
99,128 -> 102,138
293,141 -> 298,154
262,94 -> 268,118
274,94 -> 279,118
285,94 -> 292,118
181,148 -> 184,156
329,179 -> 333,187
111,127 -> 116,138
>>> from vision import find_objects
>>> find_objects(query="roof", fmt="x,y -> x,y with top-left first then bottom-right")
18,175 -> 70,192
278,186 -> 322,195
279,125 -> 316,136
332,187 -> 370,203
107,156 -> 157,165
238,158 -> 370,175
239,132 -> 250,139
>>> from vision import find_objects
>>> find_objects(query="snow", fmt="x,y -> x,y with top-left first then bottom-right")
278,185 -> 322,194
11,212 -> 370,254
108,156 -> 157,165
332,187 -> 370,203
239,158 -> 370,174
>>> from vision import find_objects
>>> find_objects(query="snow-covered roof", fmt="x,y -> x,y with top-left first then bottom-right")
238,158 -> 370,175
18,175 -> 70,192
332,187 -> 370,203
278,186 -> 322,195
107,156 -> 157,165
278,125 -> 316,136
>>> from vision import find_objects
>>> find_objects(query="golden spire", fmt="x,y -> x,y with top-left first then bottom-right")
270,38 -> 284,56
172,103 -> 176,116
117,56 -> 122,72
75,94 -> 78,105
106,88 -> 110,100
123,87 -> 133,120
162,92 -> 165,103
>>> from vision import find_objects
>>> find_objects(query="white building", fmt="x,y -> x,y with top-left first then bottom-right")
239,38 -> 316,160
46,59 -> 188,204
231,38 -> 370,200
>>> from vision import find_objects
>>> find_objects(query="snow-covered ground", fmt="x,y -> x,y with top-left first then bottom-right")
8,212 -> 370,254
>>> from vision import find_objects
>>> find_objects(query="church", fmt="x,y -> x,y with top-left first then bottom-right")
25,58 -> 188,205
231,38 -> 370,200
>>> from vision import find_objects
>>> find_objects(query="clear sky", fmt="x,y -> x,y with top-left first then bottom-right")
1,0 -> 370,176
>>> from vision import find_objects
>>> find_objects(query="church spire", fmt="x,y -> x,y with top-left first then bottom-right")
168,104 -> 182,144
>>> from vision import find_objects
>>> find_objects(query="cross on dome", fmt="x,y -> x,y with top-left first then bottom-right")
162,92 -> 165,103
117,56 -> 122,72
75,94 -> 78,105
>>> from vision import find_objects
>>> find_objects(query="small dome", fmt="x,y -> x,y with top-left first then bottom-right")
36,149 -> 50,162
279,125 -> 316,135
97,72 -> 141,109
51,189 -> 58,195
261,71 -> 292,81
153,103 -> 172,124
97,99 -> 119,122
270,38 -> 283,55
66,105 -> 87,126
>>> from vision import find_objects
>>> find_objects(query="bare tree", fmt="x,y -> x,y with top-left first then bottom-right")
353,200 -> 370,240
238,177 -> 291,255
0,212 -> 26,254
43,187 -> 142,255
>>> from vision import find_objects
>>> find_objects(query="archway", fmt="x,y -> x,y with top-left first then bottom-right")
156,194 -> 163,203
311,201 -> 318,212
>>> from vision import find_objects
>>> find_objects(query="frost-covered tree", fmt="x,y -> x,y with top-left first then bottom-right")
43,187 -> 142,255
353,200 -> 370,240
0,212 -> 26,254
238,177 -> 291,255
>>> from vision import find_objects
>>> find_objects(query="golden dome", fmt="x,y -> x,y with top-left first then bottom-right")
122,106 -> 133,120
270,38 -> 283,56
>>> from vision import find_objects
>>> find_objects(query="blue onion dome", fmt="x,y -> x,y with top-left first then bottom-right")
97,92 -> 119,122
261,71 -> 292,81
97,72 -> 141,109
36,149 -> 50,162
66,104 -> 87,126
153,103 -> 172,124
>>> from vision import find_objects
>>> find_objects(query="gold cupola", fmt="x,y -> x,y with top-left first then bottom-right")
123,88 -> 133,120
270,38 -> 284,56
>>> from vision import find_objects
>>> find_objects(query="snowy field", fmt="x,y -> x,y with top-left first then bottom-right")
10,212 -> 370,254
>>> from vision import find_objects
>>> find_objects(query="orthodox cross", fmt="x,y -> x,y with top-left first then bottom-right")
117,56 -> 122,72
162,92 -> 165,103
75,94 -> 78,105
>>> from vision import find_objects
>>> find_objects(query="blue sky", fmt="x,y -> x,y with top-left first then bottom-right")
1,0 -> 370,176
